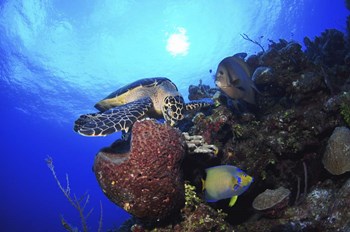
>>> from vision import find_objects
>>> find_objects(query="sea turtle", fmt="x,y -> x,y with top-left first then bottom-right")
74,77 -> 212,136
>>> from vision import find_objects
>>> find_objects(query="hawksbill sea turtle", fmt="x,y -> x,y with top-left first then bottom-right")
74,77 -> 213,136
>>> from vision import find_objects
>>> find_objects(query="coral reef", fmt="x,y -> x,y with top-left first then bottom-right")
188,80 -> 217,101
119,183 -> 233,231
304,29 -> 350,94
188,106 -> 234,146
236,178 -> 350,232
90,24 -> 350,231
157,183 -> 232,231
304,29 -> 347,67
93,119 -> 185,222
183,28 -> 350,231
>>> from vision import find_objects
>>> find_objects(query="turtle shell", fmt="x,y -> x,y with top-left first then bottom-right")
95,77 -> 177,111
74,77 -> 214,137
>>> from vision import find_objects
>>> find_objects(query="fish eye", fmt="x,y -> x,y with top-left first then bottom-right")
219,71 -> 224,75
232,79 -> 240,85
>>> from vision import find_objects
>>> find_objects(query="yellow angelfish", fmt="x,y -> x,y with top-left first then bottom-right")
202,165 -> 253,207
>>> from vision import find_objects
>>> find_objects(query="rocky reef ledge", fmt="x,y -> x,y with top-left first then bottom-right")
99,28 -> 350,232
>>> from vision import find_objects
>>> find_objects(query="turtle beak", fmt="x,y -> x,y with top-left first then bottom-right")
162,108 -> 174,126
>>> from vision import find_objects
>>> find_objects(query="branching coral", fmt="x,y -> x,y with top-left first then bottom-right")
241,33 -> 265,53
46,156 -> 103,232
184,183 -> 202,209
181,183 -> 231,232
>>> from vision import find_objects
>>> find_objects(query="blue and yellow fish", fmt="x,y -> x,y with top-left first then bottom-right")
202,165 -> 253,207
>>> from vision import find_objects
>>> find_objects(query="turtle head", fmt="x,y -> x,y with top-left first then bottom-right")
162,95 -> 185,126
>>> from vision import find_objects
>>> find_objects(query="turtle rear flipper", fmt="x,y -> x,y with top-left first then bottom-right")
185,98 -> 214,112
74,97 -> 153,136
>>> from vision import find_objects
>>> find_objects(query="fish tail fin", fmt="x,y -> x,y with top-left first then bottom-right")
229,195 -> 238,207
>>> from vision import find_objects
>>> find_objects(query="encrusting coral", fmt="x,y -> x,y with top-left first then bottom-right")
93,119 -> 186,222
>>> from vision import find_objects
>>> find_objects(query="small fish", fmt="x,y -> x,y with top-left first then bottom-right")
215,54 -> 256,104
202,165 -> 253,207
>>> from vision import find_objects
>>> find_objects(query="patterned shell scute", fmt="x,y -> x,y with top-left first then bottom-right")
102,77 -> 176,100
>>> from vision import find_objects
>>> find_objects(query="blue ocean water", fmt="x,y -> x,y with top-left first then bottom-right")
0,0 -> 348,231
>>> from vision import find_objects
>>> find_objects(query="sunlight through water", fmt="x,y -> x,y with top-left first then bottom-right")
166,27 -> 190,56
1,0 -> 348,125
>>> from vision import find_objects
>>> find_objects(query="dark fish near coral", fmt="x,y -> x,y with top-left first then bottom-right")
215,54 -> 256,104
202,165 -> 253,207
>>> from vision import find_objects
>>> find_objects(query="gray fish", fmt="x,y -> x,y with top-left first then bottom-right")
215,55 -> 256,104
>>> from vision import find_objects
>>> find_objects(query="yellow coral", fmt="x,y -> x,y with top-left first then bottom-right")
184,183 -> 202,207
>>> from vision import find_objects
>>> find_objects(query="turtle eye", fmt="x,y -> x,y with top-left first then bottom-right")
163,95 -> 184,122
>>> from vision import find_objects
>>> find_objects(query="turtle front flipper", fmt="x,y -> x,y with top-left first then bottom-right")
185,98 -> 214,112
74,97 -> 153,136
